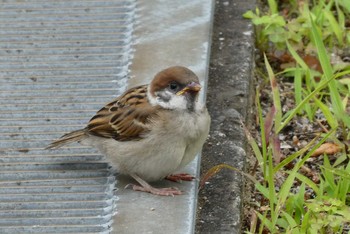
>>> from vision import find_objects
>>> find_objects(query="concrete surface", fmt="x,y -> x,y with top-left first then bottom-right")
112,1 -> 214,233
196,0 -> 256,233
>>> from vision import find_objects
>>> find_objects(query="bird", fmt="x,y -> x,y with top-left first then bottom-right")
46,66 -> 211,196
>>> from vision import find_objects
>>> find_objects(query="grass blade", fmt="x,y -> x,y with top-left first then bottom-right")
278,75 -> 337,132
264,54 -> 282,132
310,16 -> 350,127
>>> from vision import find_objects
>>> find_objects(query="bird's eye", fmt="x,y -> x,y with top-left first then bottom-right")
169,82 -> 178,91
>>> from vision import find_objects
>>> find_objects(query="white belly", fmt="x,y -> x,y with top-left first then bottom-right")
85,108 -> 210,182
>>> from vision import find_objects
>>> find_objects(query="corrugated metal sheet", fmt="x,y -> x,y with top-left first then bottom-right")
0,0 -> 135,233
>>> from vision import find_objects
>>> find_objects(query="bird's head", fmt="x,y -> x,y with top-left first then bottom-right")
148,66 -> 202,111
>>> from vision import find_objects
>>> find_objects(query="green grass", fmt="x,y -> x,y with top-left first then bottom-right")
240,1 -> 350,233
201,1 -> 350,232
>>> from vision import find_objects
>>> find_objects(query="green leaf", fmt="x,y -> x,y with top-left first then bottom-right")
278,69 -> 337,133
257,211 -> 274,231
300,211 -> 311,233
253,14 -> 285,26
338,77 -> 350,85
338,0 -> 350,13
294,173 -> 320,196
314,97 -> 338,129
281,211 -> 299,233
323,10 -> 343,46
267,0 -> 278,14
243,10 -> 256,19
274,135 -> 317,173
310,16 -> 350,127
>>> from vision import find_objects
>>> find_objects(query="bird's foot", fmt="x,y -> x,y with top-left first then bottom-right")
128,173 -> 182,196
166,173 -> 195,183
130,184 -> 182,196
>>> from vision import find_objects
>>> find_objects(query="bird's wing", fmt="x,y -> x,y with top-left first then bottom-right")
86,85 -> 160,141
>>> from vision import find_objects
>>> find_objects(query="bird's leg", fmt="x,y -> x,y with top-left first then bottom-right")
128,173 -> 182,196
166,173 -> 195,183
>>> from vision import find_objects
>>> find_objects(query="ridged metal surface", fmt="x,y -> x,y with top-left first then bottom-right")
0,0 -> 135,233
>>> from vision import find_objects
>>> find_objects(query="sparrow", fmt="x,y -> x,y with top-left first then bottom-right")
47,66 -> 211,196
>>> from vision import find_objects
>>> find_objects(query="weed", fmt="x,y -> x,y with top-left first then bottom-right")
202,0 -> 350,233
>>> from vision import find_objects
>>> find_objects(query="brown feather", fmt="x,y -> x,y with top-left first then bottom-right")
46,129 -> 86,149
46,66 -> 201,150
86,85 -> 160,141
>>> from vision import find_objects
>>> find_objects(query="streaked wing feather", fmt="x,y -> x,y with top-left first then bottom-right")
86,85 -> 159,141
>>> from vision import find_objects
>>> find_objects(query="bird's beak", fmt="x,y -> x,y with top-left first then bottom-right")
176,82 -> 201,96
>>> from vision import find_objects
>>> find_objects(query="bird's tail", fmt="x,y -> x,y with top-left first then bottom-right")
46,129 -> 87,150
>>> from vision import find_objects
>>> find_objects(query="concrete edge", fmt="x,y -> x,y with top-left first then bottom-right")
196,0 -> 256,233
